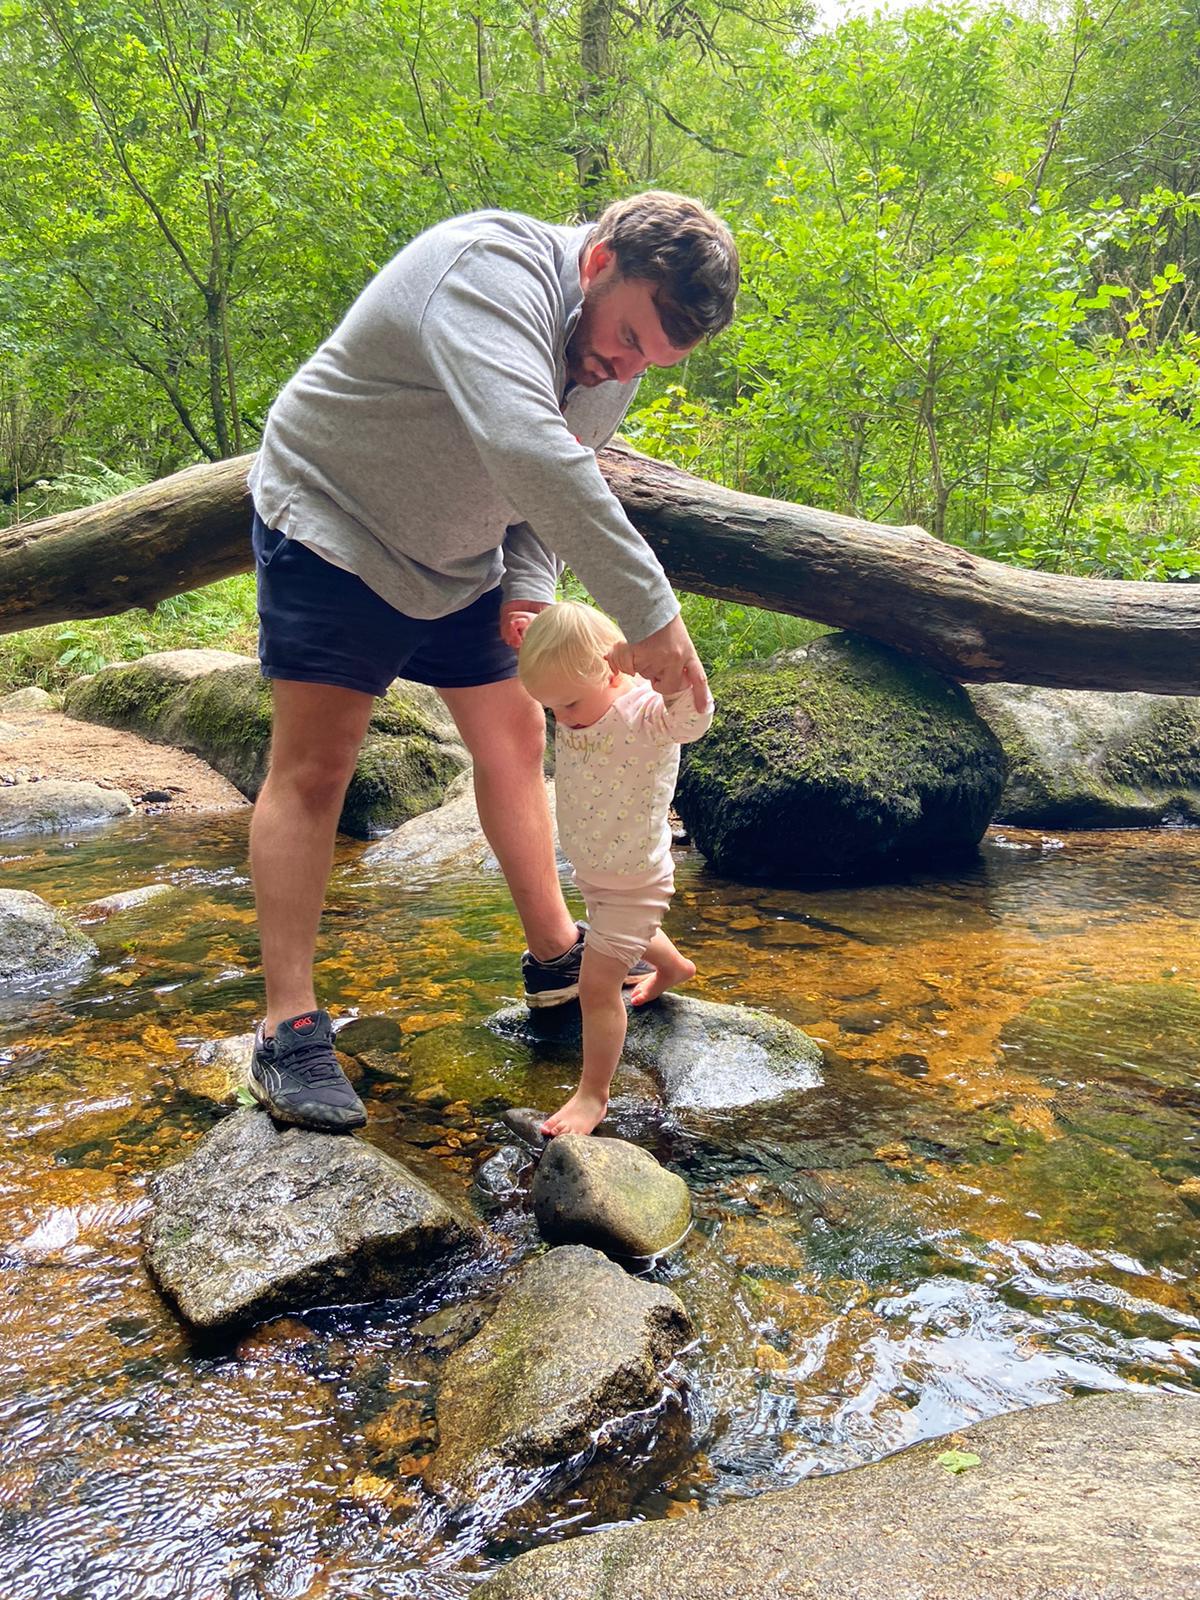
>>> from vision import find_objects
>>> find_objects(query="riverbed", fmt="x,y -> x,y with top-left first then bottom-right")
2,816 -> 1197,1597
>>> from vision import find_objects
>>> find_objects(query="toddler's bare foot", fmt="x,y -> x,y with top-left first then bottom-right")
541,1090 -> 608,1136
630,951 -> 695,1007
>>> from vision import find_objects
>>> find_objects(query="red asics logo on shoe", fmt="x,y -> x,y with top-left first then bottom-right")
292,1015 -> 316,1031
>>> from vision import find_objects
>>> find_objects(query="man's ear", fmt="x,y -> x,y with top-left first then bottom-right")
581,239 -> 614,288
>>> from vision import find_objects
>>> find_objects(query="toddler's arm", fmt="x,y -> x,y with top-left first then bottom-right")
632,684 -> 715,745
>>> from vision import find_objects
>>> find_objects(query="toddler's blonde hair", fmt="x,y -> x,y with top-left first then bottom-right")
518,601 -> 625,697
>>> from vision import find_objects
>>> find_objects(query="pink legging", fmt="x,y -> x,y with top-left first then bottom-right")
573,869 -> 674,969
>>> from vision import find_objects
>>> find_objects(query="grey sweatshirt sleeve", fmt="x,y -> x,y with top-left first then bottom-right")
501,521 -> 562,606
418,240 -> 680,641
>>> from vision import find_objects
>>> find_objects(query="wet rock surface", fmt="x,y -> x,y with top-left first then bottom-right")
531,1134 -> 692,1258
80,883 -> 174,919
971,683 -> 1200,827
144,1109 -> 480,1330
425,1244 -> 692,1528
477,1390 -> 1200,1599
489,992 -> 823,1111
0,887 -> 97,989
677,633 -> 1006,880
0,778 -> 134,834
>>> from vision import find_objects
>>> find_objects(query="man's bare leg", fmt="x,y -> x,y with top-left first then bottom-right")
438,678 -> 578,962
250,678 -> 376,1031
629,929 -> 696,1006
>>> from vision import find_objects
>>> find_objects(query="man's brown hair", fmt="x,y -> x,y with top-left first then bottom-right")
591,190 -> 739,347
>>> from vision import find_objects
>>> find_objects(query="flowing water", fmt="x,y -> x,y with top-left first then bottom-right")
1,815 -> 1198,1598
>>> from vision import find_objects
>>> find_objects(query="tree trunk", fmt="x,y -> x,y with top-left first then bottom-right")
2,445 -> 1198,695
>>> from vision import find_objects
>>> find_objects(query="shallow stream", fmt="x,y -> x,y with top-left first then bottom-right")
2,816 -> 1198,1597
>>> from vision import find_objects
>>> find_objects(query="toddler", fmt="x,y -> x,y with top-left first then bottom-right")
516,600 -> 713,1135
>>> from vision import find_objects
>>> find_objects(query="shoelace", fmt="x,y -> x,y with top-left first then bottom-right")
274,1034 -> 343,1084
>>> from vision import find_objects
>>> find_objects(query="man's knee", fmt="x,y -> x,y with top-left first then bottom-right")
472,692 -> 548,772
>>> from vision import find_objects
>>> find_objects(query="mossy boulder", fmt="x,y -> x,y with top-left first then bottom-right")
676,634 -> 1006,880
425,1245 -> 692,1532
969,683 -> 1200,827
64,650 -> 468,838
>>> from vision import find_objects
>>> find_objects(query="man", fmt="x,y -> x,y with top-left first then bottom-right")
245,190 -> 739,1131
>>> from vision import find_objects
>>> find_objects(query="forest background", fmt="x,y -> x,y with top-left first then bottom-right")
2,0 -> 1199,686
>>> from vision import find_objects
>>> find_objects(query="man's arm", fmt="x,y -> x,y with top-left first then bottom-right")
418,239 -> 680,645
607,613 -> 709,709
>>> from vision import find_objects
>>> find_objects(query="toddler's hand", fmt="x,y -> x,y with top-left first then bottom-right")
499,601 -> 546,649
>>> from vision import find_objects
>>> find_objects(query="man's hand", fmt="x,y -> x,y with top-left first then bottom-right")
607,612 -> 708,710
499,599 -> 549,649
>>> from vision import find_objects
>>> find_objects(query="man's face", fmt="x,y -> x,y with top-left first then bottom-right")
565,241 -> 696,389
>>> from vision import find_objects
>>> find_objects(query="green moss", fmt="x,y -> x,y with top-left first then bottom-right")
676,633 -> 1005,880
1104,701 -> 1200,791
172,666 -> 274,796
338,733 -> 465,839
63,662 -> 183,732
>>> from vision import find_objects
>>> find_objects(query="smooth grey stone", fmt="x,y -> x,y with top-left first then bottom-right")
477,1390 -> 1200,1599
0,779 -> 134,835
530,1134 -> 691,1258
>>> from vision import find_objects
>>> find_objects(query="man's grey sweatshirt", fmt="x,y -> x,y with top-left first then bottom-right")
248,210 -> 680,643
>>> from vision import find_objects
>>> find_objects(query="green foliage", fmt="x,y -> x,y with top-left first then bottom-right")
3,0 -> 1200,668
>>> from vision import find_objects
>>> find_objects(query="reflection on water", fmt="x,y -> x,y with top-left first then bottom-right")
1,817 -> 1198,1596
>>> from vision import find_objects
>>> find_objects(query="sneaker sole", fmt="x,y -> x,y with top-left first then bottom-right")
524,970 -> 647,1008
246,1068 -> 366,1131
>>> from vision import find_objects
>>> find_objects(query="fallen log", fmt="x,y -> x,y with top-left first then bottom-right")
2,446 -> 1198,693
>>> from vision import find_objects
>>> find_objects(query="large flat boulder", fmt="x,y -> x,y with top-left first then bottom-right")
677,634 -> 1006,880
970,683 -> 1200,827
0,887 -> 97,989
489,992 -> 823,1111
144,1109 -> 480,1331
64,651 -> 467,838
425,1245 -> 692,1531
477,1390 -> 1200,1599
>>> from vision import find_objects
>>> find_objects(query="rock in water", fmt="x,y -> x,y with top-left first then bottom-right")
531,1135 -> 691,1257
0,887 -> 97,989
144,1109 -> 479,1331
489,992 -> 822,1112
425,1245 -> 692,1532
676,634 -> 1005,880
475,1390 -> 1200,1599
969,682 -> 1200,827
0,779 -> 134,834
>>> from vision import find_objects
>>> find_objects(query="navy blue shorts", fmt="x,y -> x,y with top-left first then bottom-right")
252,513 -> 519,697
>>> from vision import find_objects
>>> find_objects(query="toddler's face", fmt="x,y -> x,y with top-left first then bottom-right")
531,671 -> 623,729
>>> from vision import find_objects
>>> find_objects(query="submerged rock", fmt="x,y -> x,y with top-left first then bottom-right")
425,1245 -> 692,1529
0,887 -> 97,988
489,992 -> 823,1112
530,1135 -> 691,1257
477,1390 -> 1200,1599
144,1109 -> 479,1331
80,883 -> 174,919
64,652 -> 467,838
676,634 -> 1006,880
970,683 -> 1200,827
0,778 -> 134,834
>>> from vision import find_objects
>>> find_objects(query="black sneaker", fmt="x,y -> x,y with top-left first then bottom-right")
521,921 -> 652,1008
248,1010 -> 367,1132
